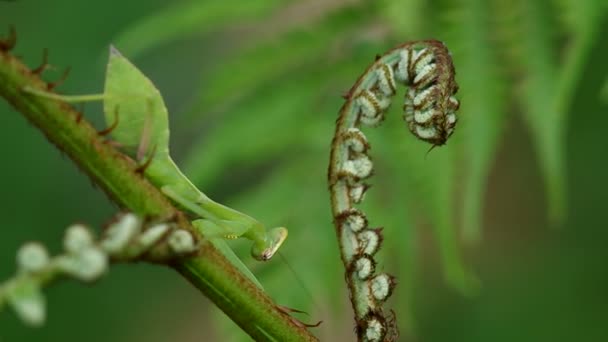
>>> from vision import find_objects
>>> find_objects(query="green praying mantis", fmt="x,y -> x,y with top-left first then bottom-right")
25,46 -> 287,288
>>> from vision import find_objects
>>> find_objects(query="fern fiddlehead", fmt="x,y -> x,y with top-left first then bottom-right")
328,40 -> 460,341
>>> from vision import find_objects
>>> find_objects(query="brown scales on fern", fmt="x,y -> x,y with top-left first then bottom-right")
328,39 -> 460,342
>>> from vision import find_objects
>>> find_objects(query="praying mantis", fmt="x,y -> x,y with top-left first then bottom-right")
25,46 -> 287,287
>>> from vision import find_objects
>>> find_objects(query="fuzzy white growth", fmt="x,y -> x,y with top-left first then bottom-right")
17,243 -> 50,273
56,248 -> 108,282
357,91 -> 379,118
395,50 -> 411,83
414,108 -> 436,124
9,285 -> 46,327
349,184 -> 367,203
403,89 -> 416,121
358,230 -> 380,255
168,229 -> 197,254
355,256 -> 374,280
64,224 -> 94,254
357,90 -> 390,127
342,210 -> 367,232
413,85 -> 436,108
365,318 -> 385,342
101,213 -> 141,254
138,223 -> 170,248
343,155 -> 373,179
375,64 -> 396,96
449,96 -> 459,109
414,49 -> 434,74
370,273 -> 392,301
413,63 -> 436,86
447,112 -> 457,124
343,128 -> 368,153
415,125 -> 438,139
359,113 -> 383,127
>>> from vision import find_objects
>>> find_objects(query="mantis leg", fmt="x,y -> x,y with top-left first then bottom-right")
161,184 -> 287,261
191,219 -> 264,290
160,185 -> 250,240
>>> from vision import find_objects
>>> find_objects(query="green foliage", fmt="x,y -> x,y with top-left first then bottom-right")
20,0 -> 601,340
112,0 -> 290,57
103,47 -> 170,155
0,0 -> 608,341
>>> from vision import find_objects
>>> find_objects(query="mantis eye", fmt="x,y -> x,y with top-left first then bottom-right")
252,227 -> 288,261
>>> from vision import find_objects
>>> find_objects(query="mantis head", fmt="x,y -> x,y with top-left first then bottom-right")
251,227 -> 288,261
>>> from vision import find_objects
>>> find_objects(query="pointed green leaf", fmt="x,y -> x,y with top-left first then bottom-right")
187,6 -> 366,115
440,0 -> 508,244
113,0 -> 288,57
103,46 -> 171,157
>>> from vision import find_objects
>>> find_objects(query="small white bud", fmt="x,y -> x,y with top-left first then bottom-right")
355,256 -> 374,280
447,111 -> 457,124
101,213 -> 141,254
395,49 -> 411,83
64,224 -> 94,254
414,125 -> 438,140
403,88 -> 416,121
349,183 -> 368,203
414,108 -> 437,124
17,242 -> 49,273
413,62 -> 437,87
8,283 -> 46,327
342,128 -> 369,153
375,64 -> 396,96
365,317 -> 385,342
357,90 -> 390,127
358,230 -> 380,255
449,96 -> 460,110
413,48 -> 435,74
138,223 -> 170,248
343,155 -> 373,179
56,248 -> 108,282
339,209 -> 367,233
370,273 -> 393,302
413,85 -> 437,108
168,230 -> 197,255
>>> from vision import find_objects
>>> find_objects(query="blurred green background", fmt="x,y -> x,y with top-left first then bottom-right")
1,0 -> 608,341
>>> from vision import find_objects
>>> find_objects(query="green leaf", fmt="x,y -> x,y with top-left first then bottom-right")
516,0 -> 606,224
187,5 -> 367,116
182,51 -> 368,188
511,0 -> 564,224
103,46 -> 170,157
378,0 -> 429,37
376,120 -> 478,294
112,0 -> 288,57
440,0 -> 508,244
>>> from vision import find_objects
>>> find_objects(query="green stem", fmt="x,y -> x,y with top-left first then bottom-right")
0,46 -> 316,341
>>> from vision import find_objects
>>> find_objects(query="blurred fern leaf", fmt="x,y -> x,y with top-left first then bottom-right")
110,0 -> 608,339
113,0 -> 288,57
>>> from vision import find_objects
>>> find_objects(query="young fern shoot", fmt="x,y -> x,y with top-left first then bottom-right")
328,40 -> 460,341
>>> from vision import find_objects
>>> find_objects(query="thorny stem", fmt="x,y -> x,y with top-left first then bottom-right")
0,34 -> 317,341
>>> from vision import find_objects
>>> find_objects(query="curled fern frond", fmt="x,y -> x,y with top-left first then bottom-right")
328,40 -> 459,341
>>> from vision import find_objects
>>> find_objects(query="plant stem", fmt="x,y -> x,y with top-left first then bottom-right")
0,44 -> 316,342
